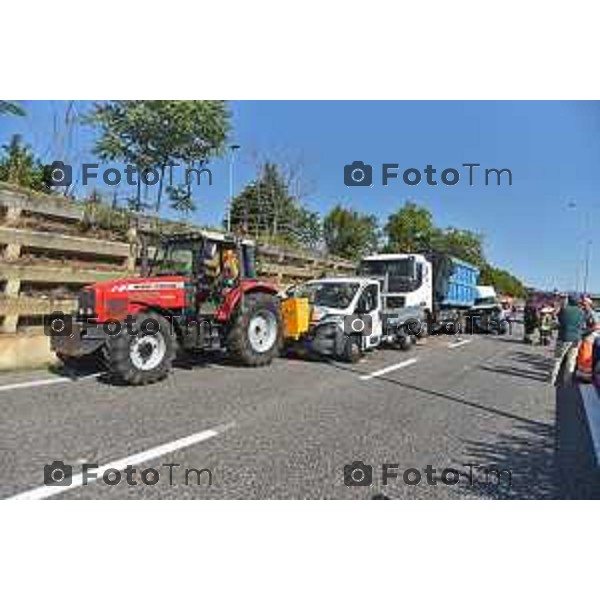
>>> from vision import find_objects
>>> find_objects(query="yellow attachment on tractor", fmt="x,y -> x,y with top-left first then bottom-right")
281,297 -> 310,340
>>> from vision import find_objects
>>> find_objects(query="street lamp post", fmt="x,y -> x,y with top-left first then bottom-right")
227,144 -> 240,233
567,200 -> 593,294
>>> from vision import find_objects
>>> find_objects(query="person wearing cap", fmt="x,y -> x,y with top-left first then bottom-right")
580,295 -> 598,330
551,294 -> 585,385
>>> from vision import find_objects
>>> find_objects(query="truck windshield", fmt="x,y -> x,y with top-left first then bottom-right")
151,245 -> 194,276
475,297 -> 497,306
361,259 -> 413,278
294,282 -> 360,309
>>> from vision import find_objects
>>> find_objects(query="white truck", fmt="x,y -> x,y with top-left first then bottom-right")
285,276 -> 415,362
358,252 -> 481,334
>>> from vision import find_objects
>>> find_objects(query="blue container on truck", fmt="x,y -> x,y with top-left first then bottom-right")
430,254 -> 479,310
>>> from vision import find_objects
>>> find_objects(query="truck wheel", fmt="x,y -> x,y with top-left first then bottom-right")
397,334 -> 413,351
416,323 -> 429,338
341,335 -> 362,363
107,313 -> 175,385
228,293 -> 281,367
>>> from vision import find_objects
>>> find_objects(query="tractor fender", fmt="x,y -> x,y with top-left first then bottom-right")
215,281 -> 279,322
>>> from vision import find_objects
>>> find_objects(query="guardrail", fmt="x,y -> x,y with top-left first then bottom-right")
0,183 -> 354,334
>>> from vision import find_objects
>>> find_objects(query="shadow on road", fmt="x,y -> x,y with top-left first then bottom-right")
327,351 -> 600,499
328,361 -> 550,429
453,384 -> 599,499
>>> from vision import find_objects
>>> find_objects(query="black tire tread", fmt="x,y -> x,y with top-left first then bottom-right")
107,312 -> 175,385
228,293 -> 281,367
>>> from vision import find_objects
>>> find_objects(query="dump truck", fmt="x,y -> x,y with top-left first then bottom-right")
359,252 -> 481,334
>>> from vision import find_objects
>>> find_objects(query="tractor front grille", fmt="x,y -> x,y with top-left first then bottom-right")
78,288 -> 96,316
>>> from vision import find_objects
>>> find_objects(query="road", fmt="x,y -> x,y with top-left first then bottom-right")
1,327 -> 599,499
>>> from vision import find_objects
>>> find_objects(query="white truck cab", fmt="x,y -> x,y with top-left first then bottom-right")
359,253 -> 433,315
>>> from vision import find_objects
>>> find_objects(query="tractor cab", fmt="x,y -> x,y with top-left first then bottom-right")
147,230 -> 256,280
145,231 -> 258,315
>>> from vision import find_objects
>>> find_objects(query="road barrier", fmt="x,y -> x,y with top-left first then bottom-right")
0,183 -> 353,367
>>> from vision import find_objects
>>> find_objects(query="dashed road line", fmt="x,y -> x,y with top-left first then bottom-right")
579,384 -> 600,467
359,358 -> 418,381
448,339 -> 472,349
6,422 -> 235,500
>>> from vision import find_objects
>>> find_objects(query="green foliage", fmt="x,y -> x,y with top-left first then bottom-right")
167,185 -> 197,218
384,202 -> 485,266
85,100 -> 230,213
431,227 -> 485,268
384,201 -> 434,252
0,101 -> 25,117
323,204 -> 379,260
81,198 -> 131,237
0,135 -> 53,193
229,162 -> 317,245
480,264 -> 527,298
294,206 -> 322,249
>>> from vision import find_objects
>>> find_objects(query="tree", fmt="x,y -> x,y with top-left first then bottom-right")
229,162 -> 301,241
323,205 -> 379,260
0,101 -> 25,117
0,135 -> 52,192
384,202 -> 434,252
167,184 -> 196,219
480,264 -> 527,298
431,227 -> 485,267
294,207 -> 322,249
85,100 -> 230,214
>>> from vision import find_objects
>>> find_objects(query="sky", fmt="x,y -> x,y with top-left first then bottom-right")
1,100 -> 600,292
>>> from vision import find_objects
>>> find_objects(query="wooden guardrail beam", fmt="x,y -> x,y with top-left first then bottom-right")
0,263 -> 128,284
0,295 -> 76,317
0,227 -> 132,259
0,184 -> 84,221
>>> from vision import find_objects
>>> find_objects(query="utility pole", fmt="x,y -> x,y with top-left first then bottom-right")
567,200 -> 593,294
583,238 -> 592,294
227,144 -> 240,233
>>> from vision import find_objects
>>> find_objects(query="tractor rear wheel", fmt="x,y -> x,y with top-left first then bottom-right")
107,313 -> 175,385
228,293 -> 281,367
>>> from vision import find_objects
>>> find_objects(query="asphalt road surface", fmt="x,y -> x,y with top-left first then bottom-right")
1,327 -> 599,499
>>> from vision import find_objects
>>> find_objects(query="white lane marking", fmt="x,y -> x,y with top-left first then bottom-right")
7,423 -> 234,500
0,373 -> 100,393
448,339 -> 472,349
359,358 -> 418,381
579,384 -> 600,466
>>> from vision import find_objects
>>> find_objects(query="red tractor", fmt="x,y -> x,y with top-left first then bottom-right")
50,231 -> 282,385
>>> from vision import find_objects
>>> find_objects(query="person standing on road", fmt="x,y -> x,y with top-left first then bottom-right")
523,300 -> 539,344
580,295 -> 598,330
550,294 -> 585,385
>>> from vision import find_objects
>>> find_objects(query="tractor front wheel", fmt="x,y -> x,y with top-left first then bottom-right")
228,293 -> 281,367
107,313 -> 175,385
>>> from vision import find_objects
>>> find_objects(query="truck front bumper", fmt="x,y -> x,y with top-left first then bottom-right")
287,322 -> 346,358
50,322 -> 108,357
